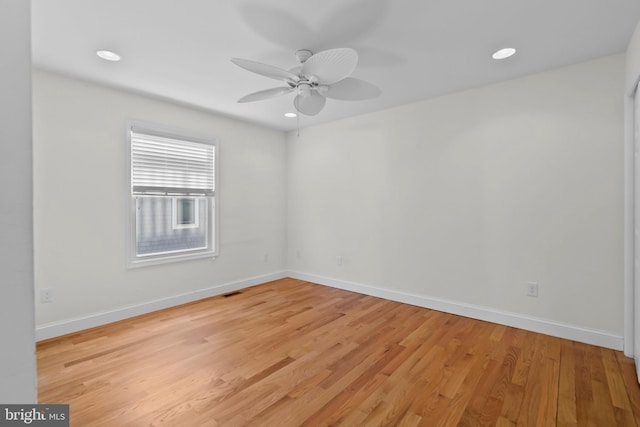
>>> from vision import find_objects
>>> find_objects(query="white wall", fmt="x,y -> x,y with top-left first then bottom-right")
288,54 -> 624,342
0,0 -> 37,403
33,54 -> 625,348
624,20 -> 640,359
626,22 -> 640,93
33,70 -> 287,334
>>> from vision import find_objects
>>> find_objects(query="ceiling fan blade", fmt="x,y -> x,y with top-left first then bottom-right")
238,87 -> 294,103
325,78 -> 381,101
294,92 -> 326,116
231,58 -> 299,83
301,48 -> 358,85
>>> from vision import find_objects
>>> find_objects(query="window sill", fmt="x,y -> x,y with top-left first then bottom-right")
127,250 -> 217,269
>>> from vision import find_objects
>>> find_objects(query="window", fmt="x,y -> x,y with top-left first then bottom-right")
128,122 -> 217,266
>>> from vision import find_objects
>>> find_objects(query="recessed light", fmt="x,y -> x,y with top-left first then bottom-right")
284,112 -> 297,118
96,50 -> 121,62
492,47 -> 516,60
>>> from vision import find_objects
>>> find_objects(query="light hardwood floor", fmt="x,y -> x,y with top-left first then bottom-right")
38,278 -> 640,426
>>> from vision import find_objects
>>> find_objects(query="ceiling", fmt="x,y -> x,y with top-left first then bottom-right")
31,0 -> 640,132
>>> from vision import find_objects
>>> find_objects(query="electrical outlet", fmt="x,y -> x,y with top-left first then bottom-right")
526,282 -> 538,297
40,288 -> 54,303
337,256 -> 343,266
263,253 -> 269,262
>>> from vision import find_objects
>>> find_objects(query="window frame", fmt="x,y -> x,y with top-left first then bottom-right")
126,120 -> 218,268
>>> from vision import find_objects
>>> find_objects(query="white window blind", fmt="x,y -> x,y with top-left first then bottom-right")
131,128 -> 215,196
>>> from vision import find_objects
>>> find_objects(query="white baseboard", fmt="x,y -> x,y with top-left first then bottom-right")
37,270 -> 624,351
35,271 -> 288,342
288,271 -> 624,351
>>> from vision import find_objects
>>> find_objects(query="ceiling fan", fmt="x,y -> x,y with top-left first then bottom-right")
231,48 -> 381,116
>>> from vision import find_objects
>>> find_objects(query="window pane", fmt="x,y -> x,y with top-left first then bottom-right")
135,196 -> 208,256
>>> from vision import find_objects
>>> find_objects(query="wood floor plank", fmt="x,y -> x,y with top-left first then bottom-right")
37,278 -> 640,426
557,340 -> 578,427
616,351 -> 640,426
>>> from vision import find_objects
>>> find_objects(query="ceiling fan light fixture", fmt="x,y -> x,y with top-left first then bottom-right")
298,83 -> 311,98
96,50 -> 121,61
492,47 -> 516,60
